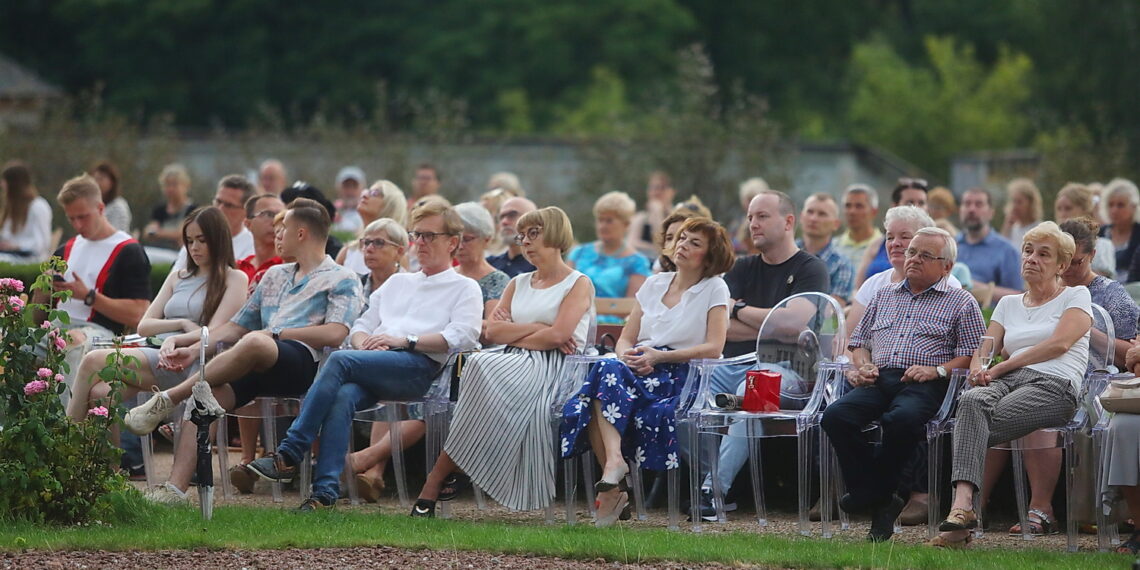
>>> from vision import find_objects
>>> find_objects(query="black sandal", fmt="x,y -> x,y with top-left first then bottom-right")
1117,531 -> 1140,554
410,498 -> 436,518
438,472 -> 471,502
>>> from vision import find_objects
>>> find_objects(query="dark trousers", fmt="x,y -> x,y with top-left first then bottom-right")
820,367 -> 946,502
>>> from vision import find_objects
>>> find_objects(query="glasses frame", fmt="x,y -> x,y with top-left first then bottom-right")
513,226 -> 544,245
409,231 -> 453,244
903,247 -> 947,263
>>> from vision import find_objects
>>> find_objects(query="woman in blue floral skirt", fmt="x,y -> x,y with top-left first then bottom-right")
560,217 -> 734,526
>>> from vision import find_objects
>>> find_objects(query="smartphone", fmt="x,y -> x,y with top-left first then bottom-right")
52,274 -> 65,282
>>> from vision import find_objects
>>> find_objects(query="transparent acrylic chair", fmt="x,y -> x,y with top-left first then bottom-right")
678,292 -> 848,536
216,396 -> 303,502
996,303 -> 1114,551
1090,372 -> 1132,551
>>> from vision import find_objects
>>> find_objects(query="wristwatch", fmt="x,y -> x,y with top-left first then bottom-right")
936,365 -> 948,380
271,329 -> 282,341
84,289 -> 97,307
405,334 -> 418,352
731,300 -> 747,320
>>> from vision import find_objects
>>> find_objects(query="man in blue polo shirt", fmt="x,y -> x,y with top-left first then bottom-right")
956,187 -> 1022,301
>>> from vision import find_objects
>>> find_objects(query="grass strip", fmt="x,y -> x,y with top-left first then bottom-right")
0,503 -> 1124,569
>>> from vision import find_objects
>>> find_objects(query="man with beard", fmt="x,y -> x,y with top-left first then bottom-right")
955,187 -> 1022,300
486,196 -> 537,277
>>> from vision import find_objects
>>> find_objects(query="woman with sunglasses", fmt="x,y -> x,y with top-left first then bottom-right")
336,180 -> 407,274
411,207 -> 594,516
454,202 -> 509,318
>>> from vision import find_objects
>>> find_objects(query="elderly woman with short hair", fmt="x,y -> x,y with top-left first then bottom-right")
454,202 -> 509,317
1055,182 -> 1115,278
1099,178 -> 1140,281
568,191 -> 651,322
931,221 -> 1092,548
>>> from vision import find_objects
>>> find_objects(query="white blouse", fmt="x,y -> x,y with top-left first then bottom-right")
0,196 -> 52,263
635,272 -> 730,352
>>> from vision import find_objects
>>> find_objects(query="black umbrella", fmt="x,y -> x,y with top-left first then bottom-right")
189,326 -> 223,520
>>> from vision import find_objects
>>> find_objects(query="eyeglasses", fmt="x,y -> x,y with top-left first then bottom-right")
904,247 -> 947,263
363,187 -> 384,198
513,227 -> 543,245
248,209 -> 281,220
360,238 -> 396,249
460,234 -> 480,244
896,177 -> 929,190
409,231 -> 452,243
213,197 -> 244,210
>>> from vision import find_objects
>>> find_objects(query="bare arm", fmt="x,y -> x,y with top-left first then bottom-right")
136,270 -> 188,336
484,281 -> 545,345
625,273 -> 647,297
985,308 -> 1090,379
726,304 -> 771,342
280,323 -> 351,352
511,277 -> 594,352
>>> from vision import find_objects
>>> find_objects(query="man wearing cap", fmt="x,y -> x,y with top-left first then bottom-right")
333,166 -> 367,234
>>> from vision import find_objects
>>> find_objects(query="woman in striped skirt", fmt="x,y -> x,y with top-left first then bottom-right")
411,206 -> 595,516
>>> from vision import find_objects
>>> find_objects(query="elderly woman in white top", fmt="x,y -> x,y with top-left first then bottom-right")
560,217 -> 734,526
932,222 -> 1091,548
336,180 -> 407,274
246,200 -> 482,510
410,207 -> 594,517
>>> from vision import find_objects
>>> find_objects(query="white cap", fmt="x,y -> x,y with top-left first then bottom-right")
336,166 -> 366,187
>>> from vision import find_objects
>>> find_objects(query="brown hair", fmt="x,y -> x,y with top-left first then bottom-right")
286,197 -> 331,240
90,160 -> 121,202
658,208 -> 705,272
676,217 -> 735,278
1,161 -> 36,233
180,206 -> 235,325
1058,216 -> 1099,254
219,174 -> 256,203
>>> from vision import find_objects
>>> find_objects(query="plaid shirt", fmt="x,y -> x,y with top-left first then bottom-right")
850,276 -> 985,369
798,238 -> 855,301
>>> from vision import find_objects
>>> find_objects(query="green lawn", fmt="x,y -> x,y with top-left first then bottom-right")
0,498 -> 1125,569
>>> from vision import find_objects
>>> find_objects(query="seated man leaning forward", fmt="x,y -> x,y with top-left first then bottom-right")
124,197 -> 364,504
246,200 -> 483,511
820,227 -> 985,542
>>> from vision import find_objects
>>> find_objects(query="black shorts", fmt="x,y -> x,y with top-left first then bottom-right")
230,339 -> 319,409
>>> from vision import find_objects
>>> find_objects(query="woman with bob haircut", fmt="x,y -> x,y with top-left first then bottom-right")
560,217 -> 734,526
66,206 -> 249,421
931,221 -> 1091,548
410,206 -> 594,516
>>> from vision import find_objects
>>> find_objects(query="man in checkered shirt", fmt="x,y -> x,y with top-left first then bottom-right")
821,227 -> 985,542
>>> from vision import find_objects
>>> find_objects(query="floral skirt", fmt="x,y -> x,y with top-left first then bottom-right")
559,356 -> 690,471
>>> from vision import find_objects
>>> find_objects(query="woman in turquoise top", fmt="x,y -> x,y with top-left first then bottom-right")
567,192 -> 651,322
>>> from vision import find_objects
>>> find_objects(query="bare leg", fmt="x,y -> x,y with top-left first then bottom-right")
1121,486 -> 1140,522
67,348 -> 159,420
1021,430 -> 1061,519
417,450 -> 458,501
352,420 -> 426,482
936,480 -> 977,542
237,415 -> 260,464
166,334 -> 279,404
587,400 -> 627,481
168,384 -> 236,493
981,448 -> 1008,508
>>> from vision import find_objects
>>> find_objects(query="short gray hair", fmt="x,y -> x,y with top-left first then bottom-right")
914,226 -> 957,264
883,205 -> 934,232
739,177 -> 769,203
1103,177 -> 1140,223
362,217 -> 408,247
843,183 -> 879,210
454,201 -> 496,238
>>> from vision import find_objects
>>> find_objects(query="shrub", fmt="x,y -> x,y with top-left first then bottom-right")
0,258 -> 133,524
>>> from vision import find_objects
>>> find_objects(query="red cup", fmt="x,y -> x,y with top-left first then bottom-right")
742,369 -> 782,412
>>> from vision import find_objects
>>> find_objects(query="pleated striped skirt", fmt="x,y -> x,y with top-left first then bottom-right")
445,346 -> 565,511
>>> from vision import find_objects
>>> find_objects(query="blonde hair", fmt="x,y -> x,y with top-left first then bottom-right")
517,206 -> 575,254
57,174 -> 102,206
926,187 -> 957,216
363,217 -> 409,247
1056,182 -> 1094,217
592,191 -> 636,223
410,199 -> 463,236
158,163 -> 191,187
369,180 -> 407,226
739,177 -> 770,204
1022,220 -> 1076,267
1005,178 -> 1043,223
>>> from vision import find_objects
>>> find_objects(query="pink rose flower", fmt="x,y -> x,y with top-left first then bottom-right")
0,278 -> 24,292
37,368 -> 52,378
40,321 -> 52,329
54,374 -> 65,383
7,296 -> 24,312
53,335 -> 66,351
23,380 -> 48,396
87,406 -> 109,417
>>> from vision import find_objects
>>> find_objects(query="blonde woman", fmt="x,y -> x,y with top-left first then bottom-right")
1001,178 -> 1043,246
336,180 -> 407,273
1054,183 -> 1115,277
567,191 -> 650,322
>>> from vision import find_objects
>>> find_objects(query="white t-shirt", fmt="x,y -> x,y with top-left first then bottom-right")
349,268 -> 483,364
58,230 -> 134,322
991,285 -> 1092,388
635,272 -> 730,353
0,196 -> 52,262
172,227 -> 254,271
854,268 -> 962,306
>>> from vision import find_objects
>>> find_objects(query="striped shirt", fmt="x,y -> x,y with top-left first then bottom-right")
850,276 -> 985,369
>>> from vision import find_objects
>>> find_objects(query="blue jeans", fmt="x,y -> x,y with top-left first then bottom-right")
694,360 -> 803,493
276,349 -> 438,503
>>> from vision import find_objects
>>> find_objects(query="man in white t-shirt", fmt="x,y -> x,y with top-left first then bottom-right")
33,174 -> 152,405
172,175 -> 255,271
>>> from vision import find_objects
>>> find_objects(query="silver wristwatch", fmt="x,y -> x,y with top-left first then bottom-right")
405,333 -> 418,352
936,365 -> 948,380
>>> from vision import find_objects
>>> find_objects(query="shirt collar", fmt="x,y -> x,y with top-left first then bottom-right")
895,274 -> 952,295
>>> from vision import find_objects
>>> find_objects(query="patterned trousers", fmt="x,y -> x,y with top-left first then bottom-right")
950,367 -> 1077,489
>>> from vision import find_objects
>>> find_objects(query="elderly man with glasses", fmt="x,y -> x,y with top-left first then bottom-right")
821,227 -> 985,542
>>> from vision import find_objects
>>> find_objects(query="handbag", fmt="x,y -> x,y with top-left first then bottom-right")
1099,376 -> 1140,414
742,369 -> 782,412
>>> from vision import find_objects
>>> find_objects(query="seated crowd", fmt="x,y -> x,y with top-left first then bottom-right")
15,159 -> 1140,552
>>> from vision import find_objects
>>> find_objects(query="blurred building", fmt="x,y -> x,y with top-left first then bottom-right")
0,53 -> 62,130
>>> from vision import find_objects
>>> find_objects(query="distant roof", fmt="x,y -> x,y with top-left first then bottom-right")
0,53 -> 61,98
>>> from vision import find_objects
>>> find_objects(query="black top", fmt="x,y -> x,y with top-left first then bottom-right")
722,250 -> 830,357
1107,222 -> 1140,280
147,202 -> 198,249
487,250 -> 536,278
54,241 -> 152,335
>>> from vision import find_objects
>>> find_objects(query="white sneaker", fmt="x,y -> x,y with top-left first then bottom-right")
144,482 -> 189,505
124,388 -> 174,435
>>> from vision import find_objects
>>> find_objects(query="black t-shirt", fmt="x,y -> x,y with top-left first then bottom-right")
722,250 -> 830,357
54,241 -> 152,335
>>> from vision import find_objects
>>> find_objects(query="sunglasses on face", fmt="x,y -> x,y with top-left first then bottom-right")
896,177 -> 929,191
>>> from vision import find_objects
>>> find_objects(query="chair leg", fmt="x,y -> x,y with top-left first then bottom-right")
1094,429 -> 1119,551
688,421 -> 704,532
667,467 -> 680,531
260,398 -> 283,503
747,418 -> 767,527
582,459 -> 597,517
1063,434 -> 1078,553
387,405 -> 410,510
708,430 -> 727,524
1011,439 -> 1032,541
216,416 -> 233,501
926,430 -> 940,540
563,454 -> 579,525
802,425 -> 817,537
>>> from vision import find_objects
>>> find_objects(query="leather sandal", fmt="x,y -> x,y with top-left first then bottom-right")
938,508 -> 978,531
926,533 -> 973,549
438,472 -> 471,502
1009,508 -> 1056,535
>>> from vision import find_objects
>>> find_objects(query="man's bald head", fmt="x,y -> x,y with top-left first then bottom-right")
258,159 -> 288,195
498,196 -> 538,241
